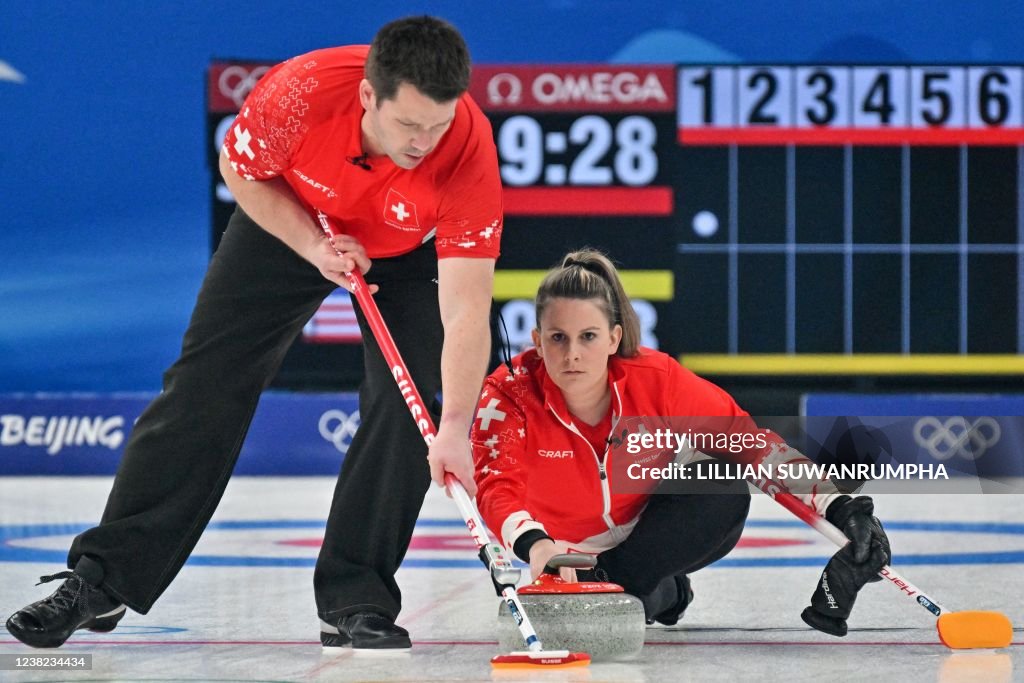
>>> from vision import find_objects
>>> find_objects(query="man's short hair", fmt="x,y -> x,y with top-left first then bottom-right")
366,16 -> 471,104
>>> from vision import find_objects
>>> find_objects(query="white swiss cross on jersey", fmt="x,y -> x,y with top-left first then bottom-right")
476,398 -> 507,431
383,188 -> 420,232
233,124 -> 255,160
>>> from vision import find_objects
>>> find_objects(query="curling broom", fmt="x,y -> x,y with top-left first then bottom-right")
318,216 -> 590,669
769,487 -> 1013,649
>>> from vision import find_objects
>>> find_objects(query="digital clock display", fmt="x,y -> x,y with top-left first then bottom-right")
496,114 -> 658,186
470,65 -> 677,216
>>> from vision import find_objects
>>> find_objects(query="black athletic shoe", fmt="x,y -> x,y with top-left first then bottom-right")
320,612 -> 412,650
6,571 -> 126,648
644,574 -> 694,626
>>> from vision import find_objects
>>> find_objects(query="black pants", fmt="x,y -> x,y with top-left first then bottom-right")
596,487 -> 752,599
68,208 -> 442,620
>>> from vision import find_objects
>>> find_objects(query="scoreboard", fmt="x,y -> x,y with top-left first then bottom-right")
207,61 -> 1024,389
470,64 -> 1024,375
670,65 -> 1023,371
677,66 -> 1024,142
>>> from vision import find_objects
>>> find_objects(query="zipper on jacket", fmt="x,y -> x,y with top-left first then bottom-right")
597,384 -> 625,527
599,416 -> 621,482
546,384 -> 624,532
601,385 -> 623,486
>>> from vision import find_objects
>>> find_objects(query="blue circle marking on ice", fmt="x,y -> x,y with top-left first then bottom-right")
95,625 -> 188,635
2,519 -> 1023,568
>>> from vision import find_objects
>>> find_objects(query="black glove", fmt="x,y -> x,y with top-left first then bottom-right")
801,496 -> 891,637
825,495 -> 891,575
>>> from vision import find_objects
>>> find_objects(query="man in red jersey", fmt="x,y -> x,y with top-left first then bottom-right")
7,16 -> 502,651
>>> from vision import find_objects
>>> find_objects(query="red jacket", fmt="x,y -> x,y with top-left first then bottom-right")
223,46 -> 502,260
471,347 -> 839,554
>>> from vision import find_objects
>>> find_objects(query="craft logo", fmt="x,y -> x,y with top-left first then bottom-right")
538,449 -> 574,459
292,169 -> 337,198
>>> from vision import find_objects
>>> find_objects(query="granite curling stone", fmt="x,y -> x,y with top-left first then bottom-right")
496,554 -> 646,661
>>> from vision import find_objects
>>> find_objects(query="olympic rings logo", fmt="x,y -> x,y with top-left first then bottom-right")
318,409 -> 361,454
218,65 -> 271,108
913,416 -> 1001,461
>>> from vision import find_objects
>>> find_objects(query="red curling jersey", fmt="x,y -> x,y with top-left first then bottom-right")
222,46 -> 503,260
472,348 -> 840,554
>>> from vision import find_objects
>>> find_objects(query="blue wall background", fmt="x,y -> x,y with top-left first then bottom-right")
4,1 -> 1024,391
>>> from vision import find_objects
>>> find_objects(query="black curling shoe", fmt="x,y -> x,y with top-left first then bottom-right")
644,573 -> 694,626
6,571 -> 126,648
321,611 -> 412,650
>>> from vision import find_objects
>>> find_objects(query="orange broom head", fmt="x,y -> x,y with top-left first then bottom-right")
937,611 -> 1014,649
491,650 -> 591,668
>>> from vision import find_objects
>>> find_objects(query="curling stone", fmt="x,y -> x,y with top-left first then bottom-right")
496,553 -> 646,661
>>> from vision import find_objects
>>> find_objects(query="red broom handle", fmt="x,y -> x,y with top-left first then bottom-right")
316,213 -> 490,549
